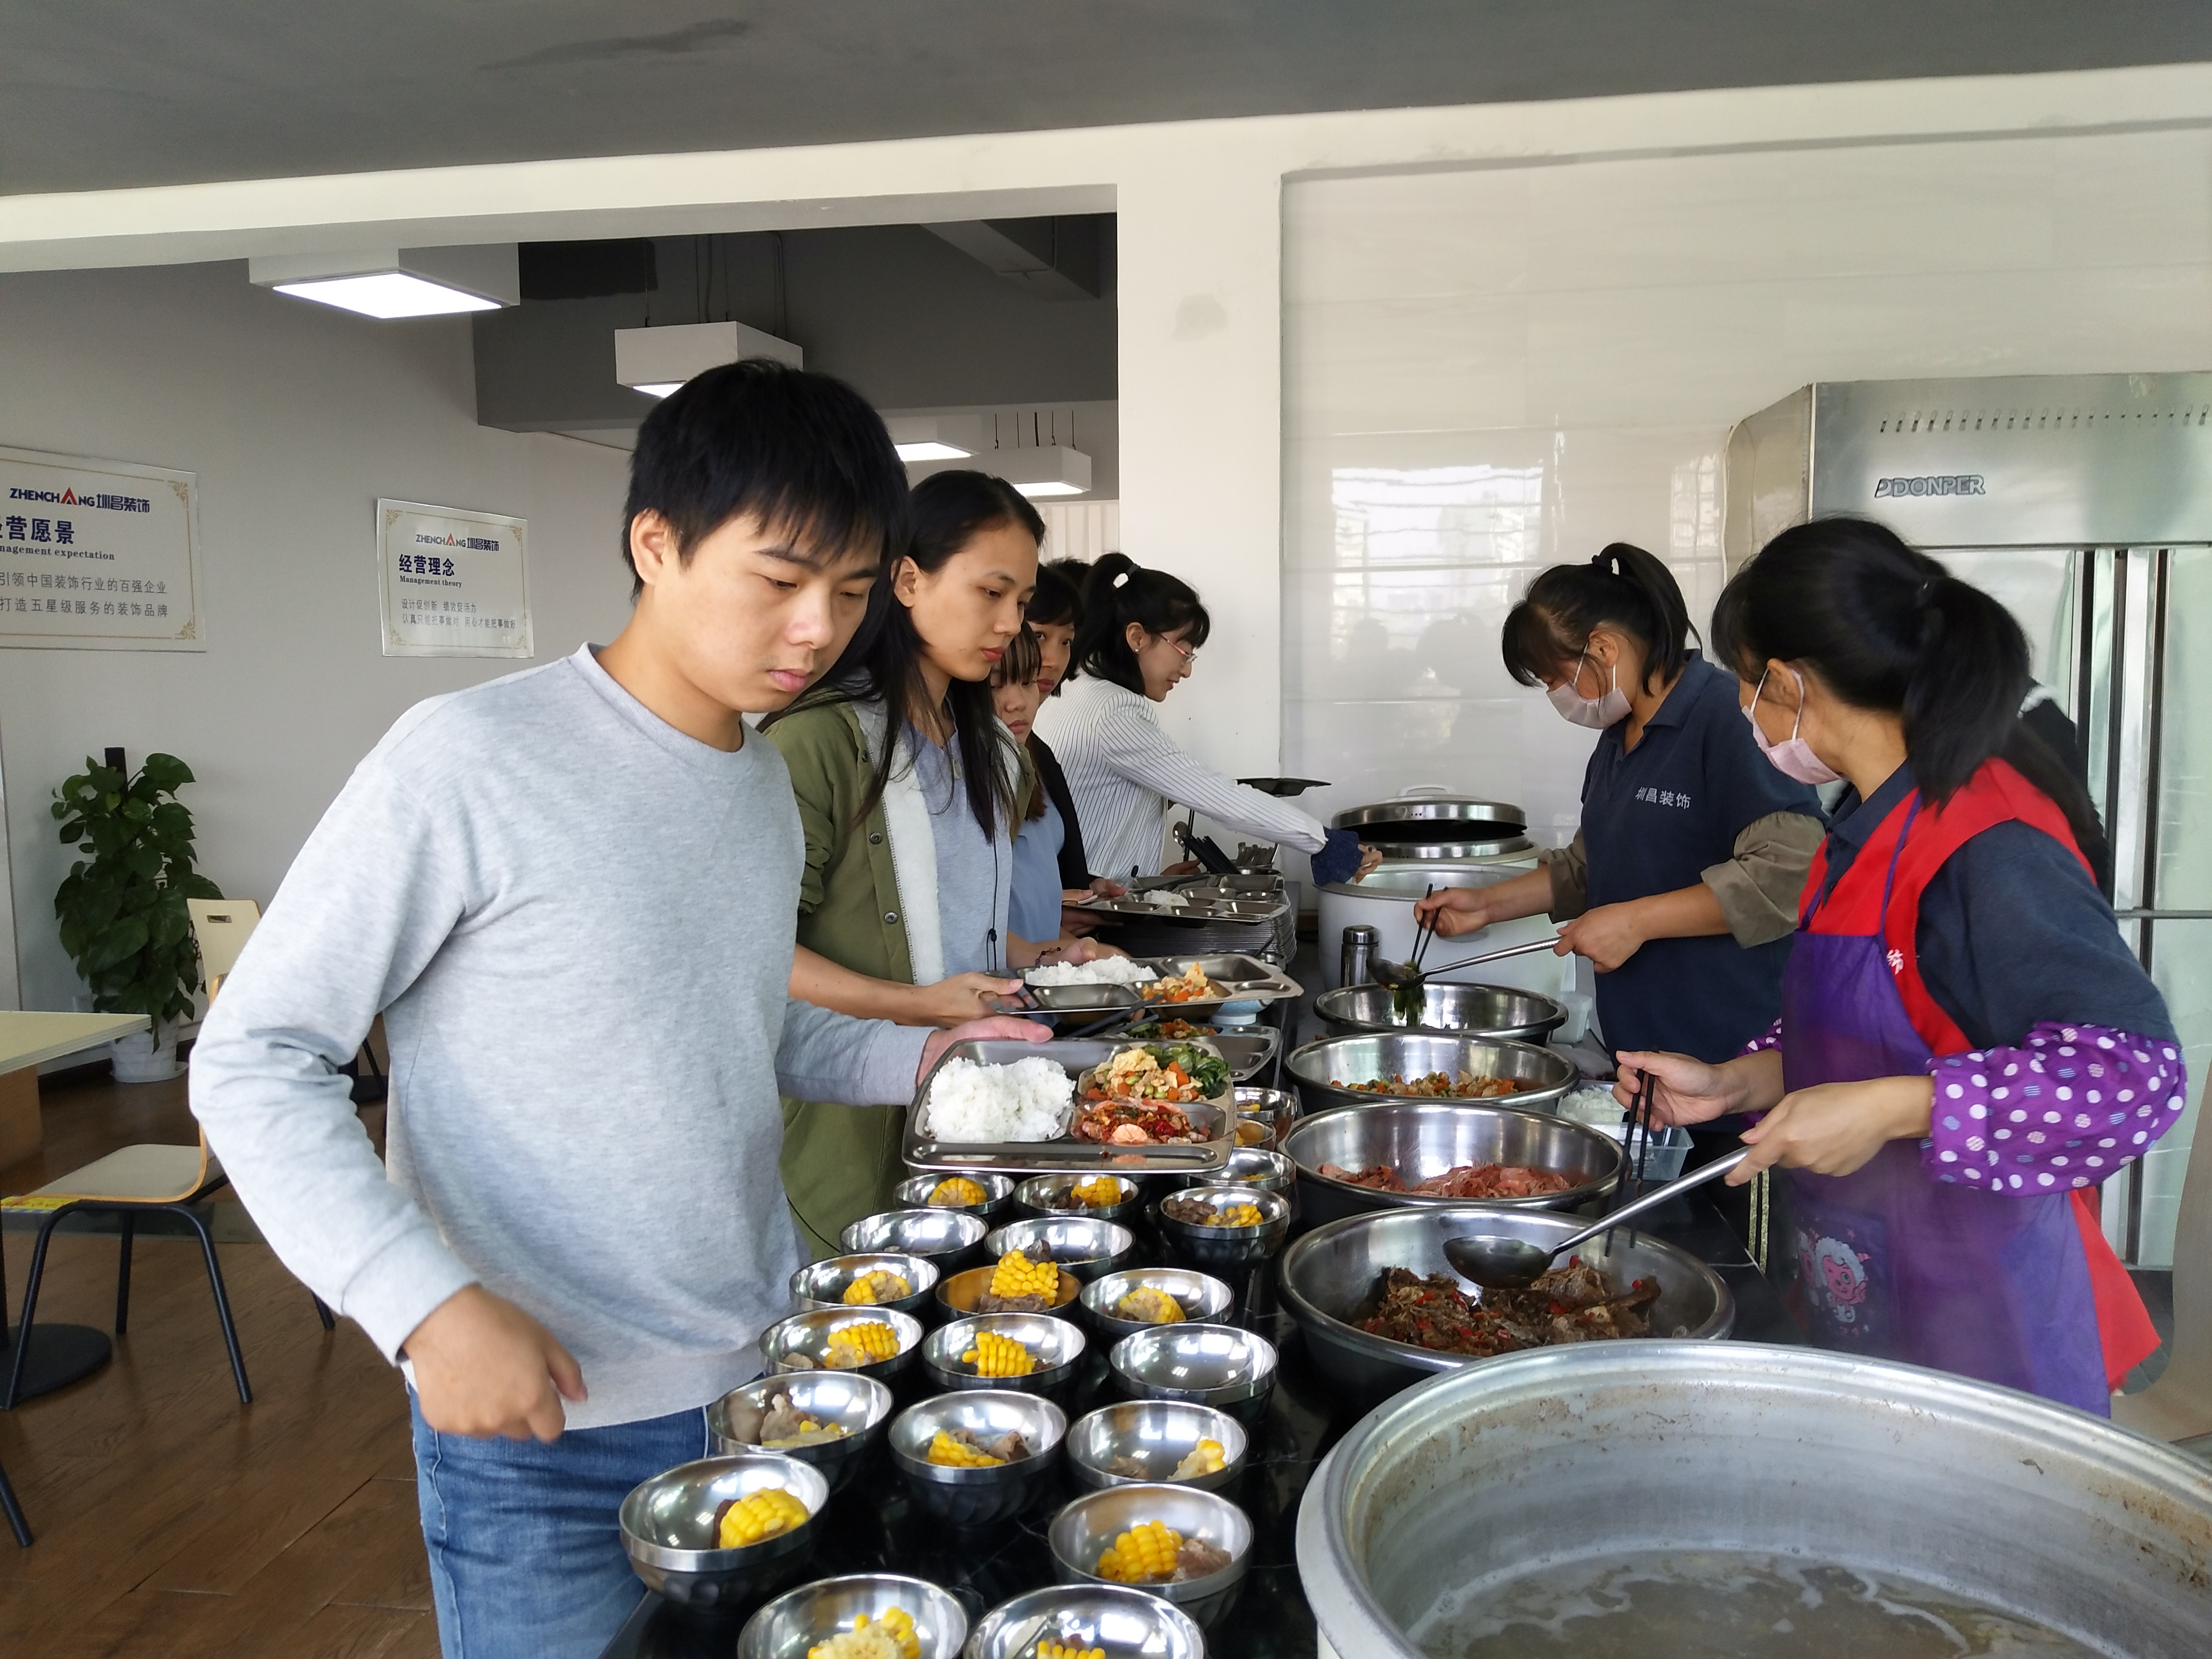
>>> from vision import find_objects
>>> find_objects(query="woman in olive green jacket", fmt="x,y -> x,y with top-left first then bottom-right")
764,472 -> 1121,1255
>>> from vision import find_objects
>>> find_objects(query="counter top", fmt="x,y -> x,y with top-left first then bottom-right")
601,1191 -> 1794,1659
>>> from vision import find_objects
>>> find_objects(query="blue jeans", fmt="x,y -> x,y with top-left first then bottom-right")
410,1392 -> 710,1659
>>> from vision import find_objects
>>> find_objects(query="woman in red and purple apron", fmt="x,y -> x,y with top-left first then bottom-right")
1621,519 -> 2184,1415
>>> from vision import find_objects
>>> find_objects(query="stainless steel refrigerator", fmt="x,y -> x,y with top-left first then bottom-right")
1727,372 -> 2212,1268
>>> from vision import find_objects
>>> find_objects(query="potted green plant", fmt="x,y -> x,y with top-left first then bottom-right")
51,752 -> 223,1083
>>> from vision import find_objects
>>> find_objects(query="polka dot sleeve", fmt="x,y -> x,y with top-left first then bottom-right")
1743,1019 -> 1784,1055
1927,1024 -> 2187,1193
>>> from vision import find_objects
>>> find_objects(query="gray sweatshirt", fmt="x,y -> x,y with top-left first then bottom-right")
189,645 -> 930,1429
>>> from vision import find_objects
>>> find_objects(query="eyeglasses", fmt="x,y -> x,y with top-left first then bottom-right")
1163,637 -> 1199,664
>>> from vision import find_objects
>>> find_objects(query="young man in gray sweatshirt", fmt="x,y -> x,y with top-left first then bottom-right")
189,361 -> 1038,1659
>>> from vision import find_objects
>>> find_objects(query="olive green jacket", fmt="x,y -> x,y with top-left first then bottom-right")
765,699 -> 1028,1256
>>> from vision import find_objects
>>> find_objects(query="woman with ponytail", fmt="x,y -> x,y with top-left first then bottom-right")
1040,553 -> 1379,886
1416,543 -> 1826,1068
1619,517 -> 2182,1413
762,471 -> 1100,1253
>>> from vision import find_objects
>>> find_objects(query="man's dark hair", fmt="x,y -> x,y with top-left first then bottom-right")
618,358 -> 909,595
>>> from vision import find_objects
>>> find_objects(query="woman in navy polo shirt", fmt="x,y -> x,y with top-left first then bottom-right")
1615,519 -> 2180,1409
1415,543 -> 1824,1064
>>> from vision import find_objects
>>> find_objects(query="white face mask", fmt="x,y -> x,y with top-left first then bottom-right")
1547,652 -> 1632,730
1745,665 -> 1841,785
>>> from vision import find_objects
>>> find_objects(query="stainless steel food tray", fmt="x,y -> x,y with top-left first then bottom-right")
1070,893 -> 1292,927
1017,954 -> 1301,1016
1114,1022 -> 1277,1082
903,1039 -> 1236,1175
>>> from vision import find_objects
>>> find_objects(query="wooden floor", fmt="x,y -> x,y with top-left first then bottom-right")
0,1066 -> 437,1658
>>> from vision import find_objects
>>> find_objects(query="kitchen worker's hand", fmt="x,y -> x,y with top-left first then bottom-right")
1413,887 -> 1499,939
909,972 -> 1025,1027
1554,902 -> 1646,973
404,1285 -> 585,1443
1062,937 -> 1128,962
1733,1076 -> 1936,1183
1613,1049 -> 1744,1127
920,1015 -> 1051,1077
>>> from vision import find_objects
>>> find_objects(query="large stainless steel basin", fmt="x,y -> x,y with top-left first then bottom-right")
1276,1205 -> 1731,1403
1298,1344 -> 2212,1659
1312,982 -> 1569,1044
1281,1102 -> 1619,1226
1285,1032 -> 1575,1117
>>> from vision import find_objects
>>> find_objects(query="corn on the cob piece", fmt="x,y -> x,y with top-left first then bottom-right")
841,1269 -> 912,1305
1096,1518 -> 1182,1583
927,1176 -> 988,1208
1069,1175 -> 1123,1207
960,1330 -> 1037,1377
1112,1286 -> 1185,1324
714,1485 -> 809,1549
823,1319 -> 900,1369
987,1249 -> 1059,1302
805,1607 -> 920,1659
1210,1201 -> 1265,1227
926,1428 -> 1007,1467
1170,1438 -> 1226,1479
1036,1643 -> 1105,1659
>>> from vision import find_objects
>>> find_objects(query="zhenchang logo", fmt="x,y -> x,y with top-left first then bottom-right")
413,531 -> 502,552
8,485 -> 153,512
1873,474 -> 1987,499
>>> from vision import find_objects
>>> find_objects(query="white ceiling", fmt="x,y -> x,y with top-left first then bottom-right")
7,1 -> 2212,196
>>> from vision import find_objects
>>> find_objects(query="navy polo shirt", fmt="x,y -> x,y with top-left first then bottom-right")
1816,764 -> 2172,1048
1580,654 -> 1821,1062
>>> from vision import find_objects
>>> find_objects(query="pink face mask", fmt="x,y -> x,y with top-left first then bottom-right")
1745,665 -> 1841,785
1547,652 -> 1632,730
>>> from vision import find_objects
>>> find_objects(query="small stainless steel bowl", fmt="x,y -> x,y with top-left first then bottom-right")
935,1262 -> 1083,1321
963,1584 -> 1207,1659
891,1170 -> 1016,1222
1282,1100 -> 1620,1227
888,1389 -> 1067,1526
1231,1086 -> 1299,1151
1079,1268 -> 1236,1344
840,1208 -> 989,1270
1048,1482 -> 1254,1629
1285,1031 -> 1576,1115
758,1306 -> 925,1384
1110,1323 -> 1278,1422
1065,1400 -> 1249,1493
789,1252 -> 939,1320
707,1371 -> 892,1496
984,1216 -> 1137,1284
1152,1185 -> 1292,1271
922,1312 -> 1087,1397
619,1452 -> 828,1612
736,1573 -> 968,1659
1015,1173 -> 1146,1226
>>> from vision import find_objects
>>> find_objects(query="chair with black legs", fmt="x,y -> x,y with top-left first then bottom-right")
1,1128 -> 334,1410
0,1448 -> 29,1546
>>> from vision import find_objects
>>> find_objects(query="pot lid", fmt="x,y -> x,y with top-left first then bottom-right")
1332,791 -> 1526,841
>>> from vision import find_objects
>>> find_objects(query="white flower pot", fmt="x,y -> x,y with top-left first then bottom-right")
109,1019 -> 181,1084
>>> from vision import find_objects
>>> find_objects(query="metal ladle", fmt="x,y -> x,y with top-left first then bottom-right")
1440,1147 -> 1751,1289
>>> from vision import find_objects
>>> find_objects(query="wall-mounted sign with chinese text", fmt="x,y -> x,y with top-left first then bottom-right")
0,446 -> 201,650
376,499 -> 532,659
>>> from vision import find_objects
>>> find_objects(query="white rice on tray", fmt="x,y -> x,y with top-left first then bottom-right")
1024,957 -> 1157,987
924,1055 -> 1076,1142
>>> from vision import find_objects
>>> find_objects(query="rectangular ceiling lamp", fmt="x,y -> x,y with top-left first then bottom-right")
614,321 -> 804,397
884,414 -> 986,463
249,246 -> 519,318
989,445 -> 1093,498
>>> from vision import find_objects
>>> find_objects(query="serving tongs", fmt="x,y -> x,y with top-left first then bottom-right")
1370,931 -> 1565,994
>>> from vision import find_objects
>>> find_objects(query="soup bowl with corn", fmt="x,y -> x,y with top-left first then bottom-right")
921,1312 -> 1086,1398
620,1451 -> 830,1611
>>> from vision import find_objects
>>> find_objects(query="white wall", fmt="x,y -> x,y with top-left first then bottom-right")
0,261 -> 633,1011
1280,125 -> 2212,842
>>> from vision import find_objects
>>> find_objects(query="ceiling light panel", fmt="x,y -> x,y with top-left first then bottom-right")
613,320 -> 804,395
272,273 -> 500,319
249,246 -> 519,319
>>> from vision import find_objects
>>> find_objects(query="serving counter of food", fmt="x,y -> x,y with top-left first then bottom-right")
598,1188 -> 1795,1659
